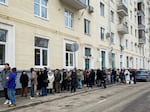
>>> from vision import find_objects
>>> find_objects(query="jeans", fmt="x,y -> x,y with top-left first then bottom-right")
78,79 -> 82,89
7,88 -> 16,105
4,88 -> 9,100
30,84 -> 34,97
41,87 -> 47,96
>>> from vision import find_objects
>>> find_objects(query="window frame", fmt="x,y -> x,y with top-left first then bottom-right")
64,40 -> 76,69
100,27 -> 105,41
100,2 -> 105,17
101,50 -> 106,69
0,42 -> 6,65
110,10 -> 114,23
84,47 -> 92,69
0,29 -> 7,66
126,39 -> 128,49
130,10 -> 132,19
110,32 -> 115,43
81,0 -> 89,6
130,26 -> 133,35
34,0 -> 48,19
64,10 -> 73,29
0,0 -> 8,5
84,19 -> 90,35
34,36 -> 49,68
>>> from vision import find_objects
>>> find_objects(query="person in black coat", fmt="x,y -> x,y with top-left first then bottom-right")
71,68 -> 77,93
61,69 -> 67,91
20,71 -> 29,97
101,70 -> 107,89
132,69 -> 137,84
96,69 -> 101,86
37,68 -> 43,96
41,67 -> 48,96
111,69 -> 116,84
90,69 -> 95,86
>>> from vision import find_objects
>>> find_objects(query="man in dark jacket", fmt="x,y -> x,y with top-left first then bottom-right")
90,69 -> 95,87
20,71 -> 29,97
61,69 -> 67,91
54,69 -> 61,93
71,68 -> 77,93
0,63 -> 11,104
101,70 -> 107,89
41,67 -> 48,96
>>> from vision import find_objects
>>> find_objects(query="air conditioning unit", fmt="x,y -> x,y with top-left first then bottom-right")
106,32 -> 110,38
88,5 -> 94,13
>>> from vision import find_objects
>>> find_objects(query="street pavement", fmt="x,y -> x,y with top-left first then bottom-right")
0,82 -> 150,112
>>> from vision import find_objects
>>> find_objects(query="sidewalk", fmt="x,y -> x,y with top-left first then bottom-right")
1,85 -> 109,112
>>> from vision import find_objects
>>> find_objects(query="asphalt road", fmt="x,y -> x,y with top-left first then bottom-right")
11,82 -> 150,112
121,91 -> 150,112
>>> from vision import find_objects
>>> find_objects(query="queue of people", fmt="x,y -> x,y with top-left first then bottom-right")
0,63 -> 138,108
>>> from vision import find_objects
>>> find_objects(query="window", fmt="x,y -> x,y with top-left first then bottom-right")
126,56 -> 129,68
120,55 -> 123,69
85,47 -> 91,69
130,26 -> 133,35
131,42 -> 133,51
81,0 -> 89,6
65,42 -> 74,67
0,0 -> 6,4
111,53 -> 115,69
100,27 -> 105,41
110,32 -> 114,43
85,47 -> 91,57
125,39 -> 128,48
65,10 -> 73,28
35,37 -> 48,66
138,30 -> 145,38
138,2 -> 142,10
100,2 -> 105,16
134,15 -> 136,24
101,51 -> 106,69
130,0 -> 132,5
34,0 -> 48,18
130,11 -> 132,19
138,16 -> 142,24
0,29 -> 7,65
110,11 -> 114,23
135,29 -> 137,37
122,0 -> 127,6
84,19 -> 90,35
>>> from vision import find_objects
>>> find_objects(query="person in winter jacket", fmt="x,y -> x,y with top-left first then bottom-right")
47,70 -> 54,93
30,68 -> 37,99
71,68 -> 77,93
54,69 -> 61,93
41,67 -> 48,96
7,67 -> 17,107
20,71 -> 29,97
124,69 -> 130,84
77,69 -> 83,89
0,63 -> 11,105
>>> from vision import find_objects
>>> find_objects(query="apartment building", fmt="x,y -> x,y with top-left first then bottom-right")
0,0 -> 149,70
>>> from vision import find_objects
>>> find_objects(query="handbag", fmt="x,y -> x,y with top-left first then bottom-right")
43,79 -> 49,83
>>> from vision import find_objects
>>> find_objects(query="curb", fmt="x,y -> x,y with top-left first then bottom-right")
1,88 -> 98,112
1,84 -> 115,112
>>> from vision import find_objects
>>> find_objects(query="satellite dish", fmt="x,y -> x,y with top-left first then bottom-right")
71,42 -> 79,52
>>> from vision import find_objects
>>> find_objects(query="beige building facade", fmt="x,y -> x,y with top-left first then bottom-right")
0,0 -> 150,70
